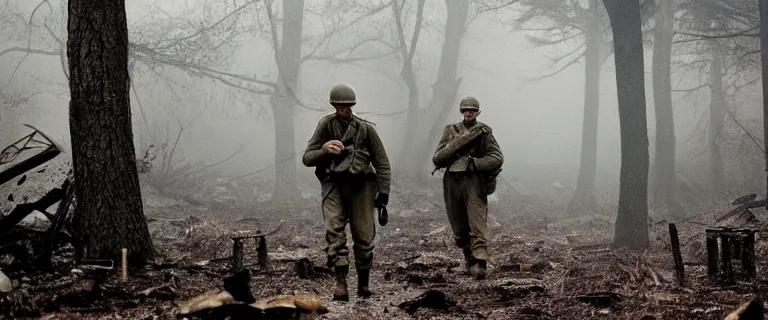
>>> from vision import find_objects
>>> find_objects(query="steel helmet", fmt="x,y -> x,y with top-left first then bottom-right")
329,83 -> 356,105
459,96 -> 479,111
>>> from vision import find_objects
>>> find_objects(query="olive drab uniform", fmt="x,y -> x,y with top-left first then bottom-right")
302,114 -> 391,269
302,83 -> 392,301
432,97 -> 503,279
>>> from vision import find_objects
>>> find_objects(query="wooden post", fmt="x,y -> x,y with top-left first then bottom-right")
257,235 -> 268,270
742,231 -> 757,280
121,248 -> 128,282
232,238 -> 244,272
706,231 -> 719,279
720,235 -> 734,285
668,223 -> 685,286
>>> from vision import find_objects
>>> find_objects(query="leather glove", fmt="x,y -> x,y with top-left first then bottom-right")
374,193 -> 389,207
377,206 -> 388,226
322,140 -> 344,154
374,193 -> 389,226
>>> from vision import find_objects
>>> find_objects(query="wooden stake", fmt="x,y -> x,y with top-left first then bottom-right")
121,248 -> 128,282
668,223 -> 685,286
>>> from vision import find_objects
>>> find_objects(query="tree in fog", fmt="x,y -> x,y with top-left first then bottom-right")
515,0 -> 612,215
674,0 -> 760,202
395,0 -> 469,181
392,0 -> 426,178
264,0 -> 305,204
67,0 -> 154,264
603,0 -> 650,249
650,0 -> 684,218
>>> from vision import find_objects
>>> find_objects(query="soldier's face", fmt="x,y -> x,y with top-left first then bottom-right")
461,108 -> 479,121
335,104 -> 353,118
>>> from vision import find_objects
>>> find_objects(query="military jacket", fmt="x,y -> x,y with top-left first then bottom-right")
302,113 -> 391,194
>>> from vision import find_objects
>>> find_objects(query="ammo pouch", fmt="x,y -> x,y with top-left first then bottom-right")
481,167 -> 502,195
329,145 -> 371,175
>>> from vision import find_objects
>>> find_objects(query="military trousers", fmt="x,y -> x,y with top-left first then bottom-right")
443,171 -> 489,261
321,173 -> 377,270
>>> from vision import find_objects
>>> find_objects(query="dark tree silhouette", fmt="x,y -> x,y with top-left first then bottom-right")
68,0 -> 155,265
603,0 -> 650,249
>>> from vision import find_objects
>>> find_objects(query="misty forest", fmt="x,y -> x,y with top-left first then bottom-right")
1,0 -> 768,318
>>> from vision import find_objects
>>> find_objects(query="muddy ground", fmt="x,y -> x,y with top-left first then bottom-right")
1,182 -> 767,320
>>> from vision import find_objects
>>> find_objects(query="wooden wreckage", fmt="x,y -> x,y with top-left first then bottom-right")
0,124 -> 73,270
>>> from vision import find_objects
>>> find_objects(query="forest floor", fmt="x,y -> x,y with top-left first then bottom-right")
1,182 -> 767,319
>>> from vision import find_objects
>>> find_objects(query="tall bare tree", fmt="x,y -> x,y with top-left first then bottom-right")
650,0 -> 684,218
392,0 -> 426,177
604,0 -> 650,249
68,0 -> 154,264
515,0 -> 613,215
708,40 -> 727,201
265,0 -> 305,204
674,0 -> 760,202
394,0 -> 469,182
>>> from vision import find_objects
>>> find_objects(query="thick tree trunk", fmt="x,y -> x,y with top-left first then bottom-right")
604,0 -> 650,250
410,0 -> 468,182
67,0 -> 155,265
651,0 -> 683,219
708,42 -> 726,202
567,0 -> 601,216
271,0 -> 304,204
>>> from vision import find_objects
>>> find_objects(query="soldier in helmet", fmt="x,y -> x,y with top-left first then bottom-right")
432,96 -> 503,279
302,83 -> 392,301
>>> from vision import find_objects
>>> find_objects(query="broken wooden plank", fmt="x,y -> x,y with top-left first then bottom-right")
668,223 -> 685,286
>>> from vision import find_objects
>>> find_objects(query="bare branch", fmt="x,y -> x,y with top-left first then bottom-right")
524,29 -> 584,47
130,42 -> 276,91
671,83 -> 709,93
301,1 -> 393,61
674,26 -> 759,44
467,0 -> 520,28
264,0 -> 281,58
392,0 -> 410,63
8,0 -> 53,84
407,0 -> 426,62
43,23 -> 68,80
157,0 -> 261,51
524,49 -> 585,81
0,47 -> 58,58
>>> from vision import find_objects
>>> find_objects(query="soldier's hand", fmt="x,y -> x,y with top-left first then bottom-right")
374,193 -> 389,207
377,206 -> 388,226
471,126 -> 490,135
322,140 -> 344,154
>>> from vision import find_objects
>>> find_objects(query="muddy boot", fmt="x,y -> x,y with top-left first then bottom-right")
470,259 -> 487,280
357,268 -> 373,298
462,247 -> 475,275
332,266 -> 349,301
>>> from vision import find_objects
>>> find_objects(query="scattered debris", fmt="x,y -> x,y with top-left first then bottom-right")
574,292 -> 623,308
398,289 -> 457,315
705,227 -> 757,284
494,282 -> 545,301
176,269 -> 328,319
294,258 -> 332,279
0,124 -> 62,186
0,270 -> 11,293
724,296 -> 764,320
229,222 -> 283,272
